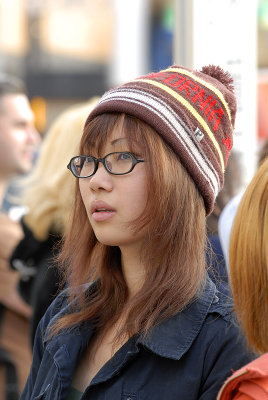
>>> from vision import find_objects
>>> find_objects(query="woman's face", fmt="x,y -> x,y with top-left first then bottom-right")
79,127 -> 148,251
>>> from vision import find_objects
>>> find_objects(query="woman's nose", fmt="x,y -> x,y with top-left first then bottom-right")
88,162 -> 113,192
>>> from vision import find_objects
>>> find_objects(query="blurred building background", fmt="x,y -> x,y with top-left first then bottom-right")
0,0 -> 267,172
0,0 -> 173,133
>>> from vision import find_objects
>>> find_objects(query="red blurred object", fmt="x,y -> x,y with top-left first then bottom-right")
258,72 -> 268,141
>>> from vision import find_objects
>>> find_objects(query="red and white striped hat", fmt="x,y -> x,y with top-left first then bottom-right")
86,64 -> 237,215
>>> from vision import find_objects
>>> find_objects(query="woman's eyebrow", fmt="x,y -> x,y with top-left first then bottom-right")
110,137 -> 127,146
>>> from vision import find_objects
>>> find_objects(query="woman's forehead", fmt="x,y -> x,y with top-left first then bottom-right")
82,113 -> 143,154
109,127 -> 127,143
103,132 -> 141,154
88,128 -> 128,152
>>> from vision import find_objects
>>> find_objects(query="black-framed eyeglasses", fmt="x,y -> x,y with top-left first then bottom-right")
67,152 -> 145,178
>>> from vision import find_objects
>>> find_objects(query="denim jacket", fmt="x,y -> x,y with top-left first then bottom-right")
20,278 -> 254,400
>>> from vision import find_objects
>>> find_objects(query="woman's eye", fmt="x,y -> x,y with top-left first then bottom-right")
118,153 -> 131,161
85,158 -> 94,165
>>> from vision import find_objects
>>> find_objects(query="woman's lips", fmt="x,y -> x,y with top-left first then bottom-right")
91,200 -> 116,222
92,210 -> 116,222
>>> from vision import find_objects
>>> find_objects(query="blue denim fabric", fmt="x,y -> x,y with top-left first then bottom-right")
20,277 -> 254,400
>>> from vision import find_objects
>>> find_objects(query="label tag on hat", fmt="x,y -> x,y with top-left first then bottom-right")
194,127 -> 204,142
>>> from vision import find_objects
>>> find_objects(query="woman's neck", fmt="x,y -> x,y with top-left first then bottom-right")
120,245 -> 145,298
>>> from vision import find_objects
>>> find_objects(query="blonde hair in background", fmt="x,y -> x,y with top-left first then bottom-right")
229,157 -> 268,354
21,97 -> 99,241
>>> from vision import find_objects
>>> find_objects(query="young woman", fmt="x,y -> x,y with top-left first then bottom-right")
21,65 -> 254,400
217,157 -> 268,399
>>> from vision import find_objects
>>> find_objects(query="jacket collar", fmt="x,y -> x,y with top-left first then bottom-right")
138,277 -> 217,360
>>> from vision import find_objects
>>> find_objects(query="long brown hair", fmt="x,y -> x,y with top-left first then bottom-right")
229,157 -> 268,353
51,113 -> 207,339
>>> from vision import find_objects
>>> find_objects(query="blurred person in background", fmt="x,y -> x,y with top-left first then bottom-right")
217,156 -> 268,399
0,73 -> 39,211
218,136 -> 268,274
0,73 -> 39,399
21,65 -> 254,400
206,149 -> 242,291
0,73 -> 40,315
10,98 -> 99,347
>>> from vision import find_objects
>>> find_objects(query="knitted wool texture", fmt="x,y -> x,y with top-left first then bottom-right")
86,64 -> 237,215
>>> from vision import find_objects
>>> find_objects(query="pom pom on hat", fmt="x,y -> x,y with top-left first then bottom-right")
200,65 -> 235,94
86,64 -> 237,215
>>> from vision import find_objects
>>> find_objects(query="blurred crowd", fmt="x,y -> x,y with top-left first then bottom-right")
0,73 -> 99,397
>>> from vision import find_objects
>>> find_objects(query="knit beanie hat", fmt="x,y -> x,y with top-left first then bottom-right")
86,64 -> 237,215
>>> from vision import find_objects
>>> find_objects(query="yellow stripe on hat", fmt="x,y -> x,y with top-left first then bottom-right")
135,78 -> 225,172
166,67 -> 232,125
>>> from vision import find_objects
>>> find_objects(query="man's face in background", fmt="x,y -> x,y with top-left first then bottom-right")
0,93 -> 40,179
